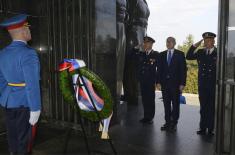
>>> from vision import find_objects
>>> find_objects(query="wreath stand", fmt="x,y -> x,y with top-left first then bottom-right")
63,70 -> 117,155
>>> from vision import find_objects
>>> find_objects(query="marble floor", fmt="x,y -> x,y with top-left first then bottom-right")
0,92 -> 214,155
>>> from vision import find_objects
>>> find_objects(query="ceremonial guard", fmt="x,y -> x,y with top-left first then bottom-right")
133,36 -> 159,124
186,32 -> 217,136
0,14 -> 41,154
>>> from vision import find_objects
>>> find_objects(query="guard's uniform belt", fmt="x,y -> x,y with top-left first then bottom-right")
8,83 -> 26,87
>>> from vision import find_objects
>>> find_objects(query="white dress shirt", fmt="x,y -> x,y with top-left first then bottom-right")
207,47 -> 215,55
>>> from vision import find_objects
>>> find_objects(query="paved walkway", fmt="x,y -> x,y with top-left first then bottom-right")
182,93 -> 199,106
0,92 -> 213,155
156,91 -> 199,106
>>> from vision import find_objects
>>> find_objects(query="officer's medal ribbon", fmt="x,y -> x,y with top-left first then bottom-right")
149,58 -> 155,65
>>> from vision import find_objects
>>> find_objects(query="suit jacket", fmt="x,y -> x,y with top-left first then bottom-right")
186,45 -> 217,85
0,41 -> 41,111
159,49 -> 187,88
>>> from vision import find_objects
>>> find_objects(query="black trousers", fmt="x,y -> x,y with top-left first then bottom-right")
198,83 -> 215,131
162,86 -> 180,125
4,107 -> 30,154
140,81 -> 155,120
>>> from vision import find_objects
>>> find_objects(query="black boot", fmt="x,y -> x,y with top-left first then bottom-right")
197,129 -> 206,135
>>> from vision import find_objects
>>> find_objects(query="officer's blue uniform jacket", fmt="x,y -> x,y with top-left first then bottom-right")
186,45 -> 217,85
0,41 -> 41,111
132,48 -> 159,83
131,47 -> 159,121
186,45 -> 217,130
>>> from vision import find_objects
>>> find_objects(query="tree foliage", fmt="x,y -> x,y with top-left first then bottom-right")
178,34 -> 199,94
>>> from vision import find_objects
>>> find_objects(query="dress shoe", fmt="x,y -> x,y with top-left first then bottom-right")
197,129 -> 206,135
208,130 -> 214,136
139,118 -> 153,124
120,95 -> 126,101
139,118 -> 146,123
169,124 -> 177,132
143,120 -> 153,124
160,123 -> 170,131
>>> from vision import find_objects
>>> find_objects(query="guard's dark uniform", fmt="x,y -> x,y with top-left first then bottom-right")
133,48 -> 159,121
186,45 -> 217,132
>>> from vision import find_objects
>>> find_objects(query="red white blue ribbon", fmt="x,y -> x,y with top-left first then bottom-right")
59,58 -> 86,72
72,74 -> 104,112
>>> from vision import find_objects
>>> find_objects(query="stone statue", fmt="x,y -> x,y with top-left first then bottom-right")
123,0 -> 150,104
126,0 -> 150,49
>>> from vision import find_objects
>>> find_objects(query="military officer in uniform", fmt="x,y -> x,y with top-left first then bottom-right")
132,36 -> 159,124
0,14 -> 41,154
186,32 -> 217,136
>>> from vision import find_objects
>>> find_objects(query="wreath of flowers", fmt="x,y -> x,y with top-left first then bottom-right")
59,67 -> 113,121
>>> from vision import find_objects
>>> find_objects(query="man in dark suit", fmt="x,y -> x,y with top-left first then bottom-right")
186,32 -> 217,136
133,36 -> 159,124
157,37 -> 187,131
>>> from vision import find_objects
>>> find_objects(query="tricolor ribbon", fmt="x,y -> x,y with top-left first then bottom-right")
59,59 -> 86,72
99,112 -> 113,139
72,75 -> 104,111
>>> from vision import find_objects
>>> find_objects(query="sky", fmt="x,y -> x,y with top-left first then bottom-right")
147,0 -> 219,51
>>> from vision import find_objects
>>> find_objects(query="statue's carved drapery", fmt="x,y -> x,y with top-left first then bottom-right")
123,0 -> 150,104
116,0 -> 127,99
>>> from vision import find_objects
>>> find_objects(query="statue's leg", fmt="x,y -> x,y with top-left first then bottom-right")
123,25 -> 146,105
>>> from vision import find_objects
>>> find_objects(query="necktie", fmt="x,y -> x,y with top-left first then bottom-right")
146,50 -> 149,55
167,50 -> 172,65
206,49 -> 210,55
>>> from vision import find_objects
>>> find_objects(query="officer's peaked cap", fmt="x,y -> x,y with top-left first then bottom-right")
144,36 -> 155,43
0,14 -> 29,30
202,32 -> 216,39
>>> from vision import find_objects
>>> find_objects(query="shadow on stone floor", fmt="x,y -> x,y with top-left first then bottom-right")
0,93 -> 214,155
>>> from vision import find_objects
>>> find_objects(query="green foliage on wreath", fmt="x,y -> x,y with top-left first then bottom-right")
59,67 -> 113,121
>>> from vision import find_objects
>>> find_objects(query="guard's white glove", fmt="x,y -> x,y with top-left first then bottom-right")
29,110 -> 41,125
